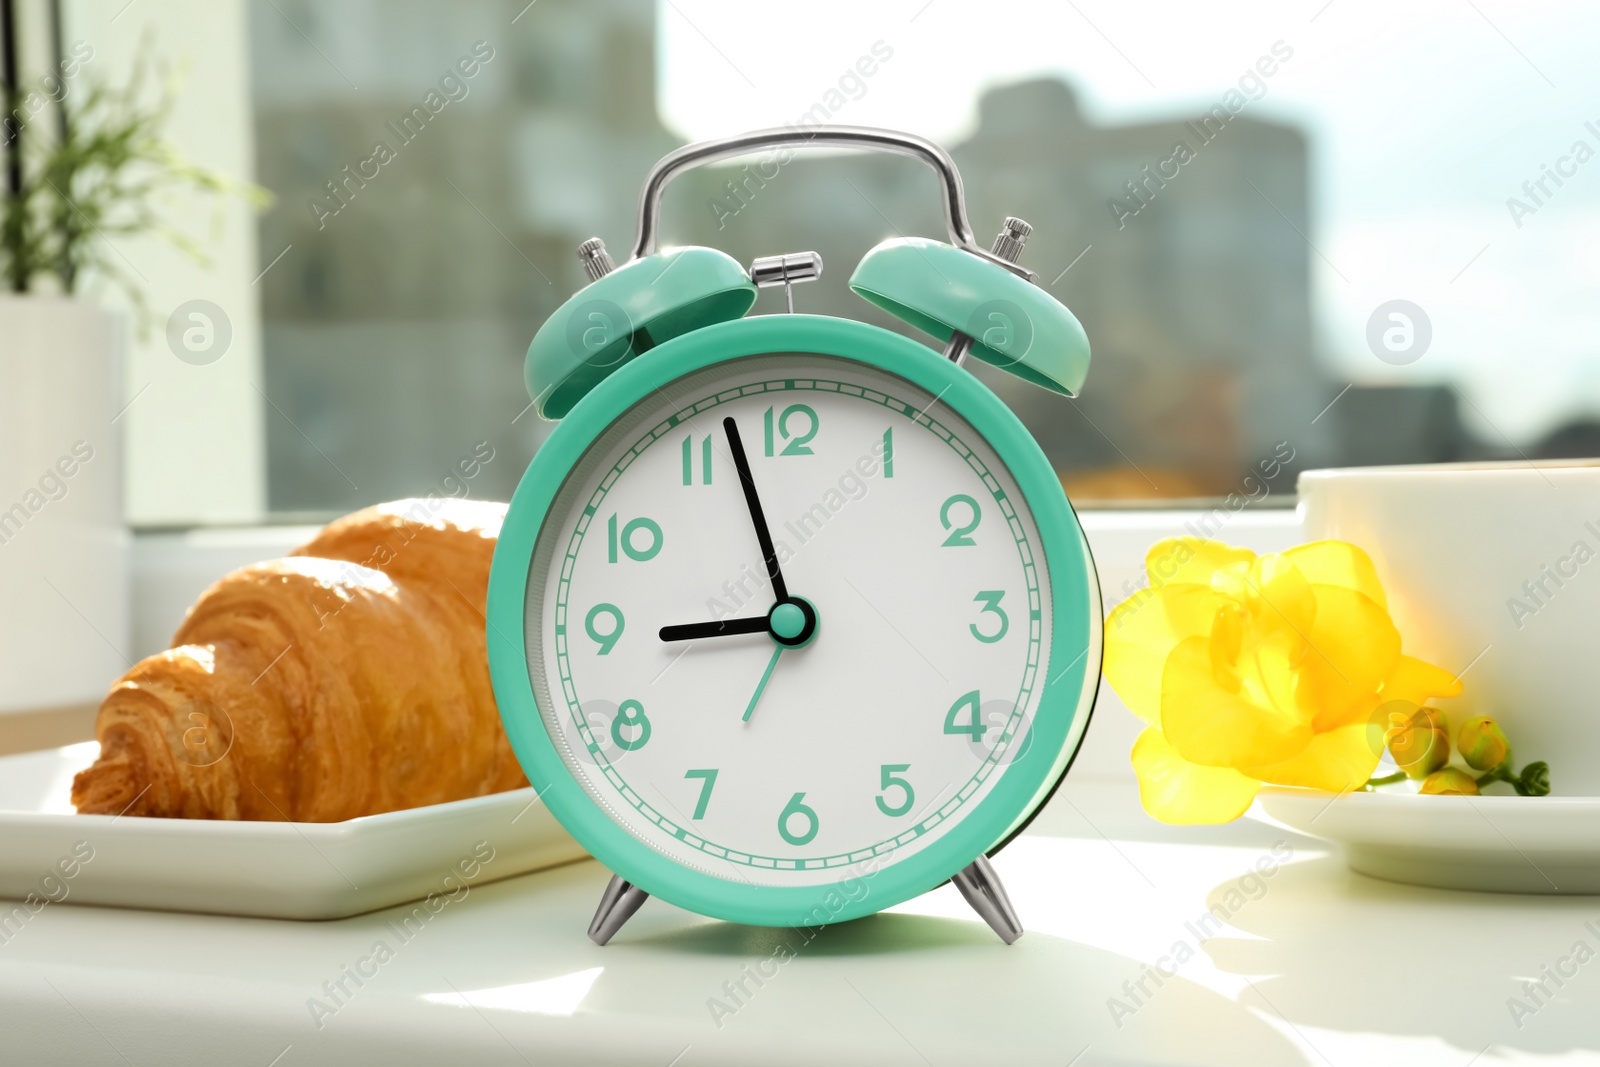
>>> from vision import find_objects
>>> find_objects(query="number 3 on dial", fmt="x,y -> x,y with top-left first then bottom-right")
970,591 -> 1008,643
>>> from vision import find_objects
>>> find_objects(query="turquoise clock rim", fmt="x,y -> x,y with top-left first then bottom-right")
488,314 -> 1101,928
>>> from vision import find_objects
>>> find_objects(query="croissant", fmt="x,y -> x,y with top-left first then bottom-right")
71,499 -> 528,822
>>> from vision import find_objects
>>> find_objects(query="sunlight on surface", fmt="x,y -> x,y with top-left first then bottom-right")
424,967 -> 605,1016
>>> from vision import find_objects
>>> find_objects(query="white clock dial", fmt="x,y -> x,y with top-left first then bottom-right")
524,353 -> 1053,887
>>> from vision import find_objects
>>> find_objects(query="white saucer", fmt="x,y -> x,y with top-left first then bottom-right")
1250,786 -> 1600,895
0,743 -> 586,919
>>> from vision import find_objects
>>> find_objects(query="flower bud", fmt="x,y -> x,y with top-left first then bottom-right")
1385,707 -> 1449,779
1419,768 -> 1479,796
1458,716 -> 1511,772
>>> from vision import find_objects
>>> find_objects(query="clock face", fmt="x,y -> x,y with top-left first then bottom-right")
521,351 -> 1071,889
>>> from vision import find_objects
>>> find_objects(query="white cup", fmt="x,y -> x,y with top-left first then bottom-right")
1299,461 -> 1600,795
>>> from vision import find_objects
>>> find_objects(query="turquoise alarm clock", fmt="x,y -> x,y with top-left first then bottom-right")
487,127 -> 1101,945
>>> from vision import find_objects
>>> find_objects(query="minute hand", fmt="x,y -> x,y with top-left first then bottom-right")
723,416 -> 788,602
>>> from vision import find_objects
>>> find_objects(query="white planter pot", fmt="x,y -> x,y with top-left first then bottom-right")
0,295 -> 128,714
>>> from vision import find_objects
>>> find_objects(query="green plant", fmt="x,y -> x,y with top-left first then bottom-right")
1,46 -> 267,314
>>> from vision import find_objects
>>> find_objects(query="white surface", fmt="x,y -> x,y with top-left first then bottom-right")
1300,462 -> 1600,794
0,744 -> 585,920
0,296 -> 129,714
1254,786 -> 1600,895
3,777 -> 1598,1066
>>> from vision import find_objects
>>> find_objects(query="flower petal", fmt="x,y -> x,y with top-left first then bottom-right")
1381,654 -> 1464,707
1302,585 -> 1402,732
1244,722 -> 1385,792
1161,635 -> 1315,768
1243,553 -> 1318,638
1132,727 -> 1261,824
1281,541 -> 1388,610
1105,584 -> 1228,725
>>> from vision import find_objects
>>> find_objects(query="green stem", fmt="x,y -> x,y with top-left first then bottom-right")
1364,771 -> 1409,790
1474,764 -> 1513,788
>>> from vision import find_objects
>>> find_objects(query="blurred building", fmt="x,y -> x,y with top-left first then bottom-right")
671,78 -> 1326,500
1327,386 -> 1470,467
1534,419 -> 1600,459
249,0 -> 674,513
255,1 -> 1463,513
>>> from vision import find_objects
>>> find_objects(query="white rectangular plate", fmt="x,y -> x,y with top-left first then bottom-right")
0,743 -> 587,920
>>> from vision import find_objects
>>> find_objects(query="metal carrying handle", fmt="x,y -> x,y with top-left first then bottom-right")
628,125 -> 1032,280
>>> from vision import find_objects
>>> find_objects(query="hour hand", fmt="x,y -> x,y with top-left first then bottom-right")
658,616 -> 769,642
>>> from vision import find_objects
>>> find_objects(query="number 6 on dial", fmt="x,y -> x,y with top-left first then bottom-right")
778,792 -> 819,846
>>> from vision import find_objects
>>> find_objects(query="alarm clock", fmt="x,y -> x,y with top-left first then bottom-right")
487,127 -> 1101,945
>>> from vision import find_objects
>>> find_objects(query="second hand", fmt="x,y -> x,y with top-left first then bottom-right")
742,644 -> 784,723
741,601 -> 813,723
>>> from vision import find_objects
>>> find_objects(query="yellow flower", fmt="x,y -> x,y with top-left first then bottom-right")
1106,538 -> 1462,824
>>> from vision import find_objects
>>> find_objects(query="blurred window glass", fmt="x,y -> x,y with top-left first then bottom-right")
244,0 -> 1600,516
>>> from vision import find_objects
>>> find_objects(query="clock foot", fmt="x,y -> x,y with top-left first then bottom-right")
952,855 -> 1023,945
587,874 -> 649,946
